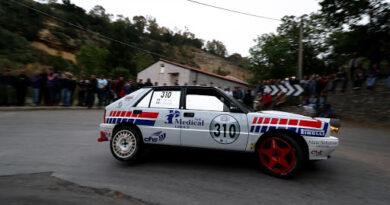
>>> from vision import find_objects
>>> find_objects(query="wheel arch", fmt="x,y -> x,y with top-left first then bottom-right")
255,129 -> 309,161
112,122 -> 143,140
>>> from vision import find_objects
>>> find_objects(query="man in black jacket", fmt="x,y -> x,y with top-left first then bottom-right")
86,74 -> 97,108
15,68 -> 30,106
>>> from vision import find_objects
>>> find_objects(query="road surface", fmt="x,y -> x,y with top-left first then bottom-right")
0,110 -> 389,204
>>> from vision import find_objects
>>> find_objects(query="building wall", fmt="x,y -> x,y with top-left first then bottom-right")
188,71 -> 245,89
137,61 -> 191,86
137,60 -> 246,88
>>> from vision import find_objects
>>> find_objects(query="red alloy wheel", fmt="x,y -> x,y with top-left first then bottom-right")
258,137 -> 296,174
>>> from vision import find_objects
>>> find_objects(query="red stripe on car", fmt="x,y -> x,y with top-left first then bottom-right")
253,117 -> 258,124
126,111 -> 132,117
288,119 -> 298,126
138,112 -> 159,119
271,118 -> 278,124
299,119 -> 322,128
257,117 -> 264,124
120,111 -> 126,117
263,118 -> 270,124
279,119 -> 288,125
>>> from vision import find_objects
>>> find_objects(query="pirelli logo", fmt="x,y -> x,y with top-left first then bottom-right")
300,129 -> 325,137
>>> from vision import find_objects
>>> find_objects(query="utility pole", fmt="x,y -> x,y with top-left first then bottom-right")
298,21 -> 303,80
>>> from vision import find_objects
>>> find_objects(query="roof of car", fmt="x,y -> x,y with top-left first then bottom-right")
147,86 -> 219,89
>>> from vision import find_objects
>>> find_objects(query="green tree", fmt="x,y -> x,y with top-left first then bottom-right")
205,39 -> 227,57
76,44 -> 109,75
132,52 -> 155,73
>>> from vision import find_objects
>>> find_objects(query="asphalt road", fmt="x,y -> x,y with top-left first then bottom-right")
0,110 -> 389,205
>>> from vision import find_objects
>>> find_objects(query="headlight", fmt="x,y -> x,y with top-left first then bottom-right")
330,126 -> 339,133
330,119 -> 340,134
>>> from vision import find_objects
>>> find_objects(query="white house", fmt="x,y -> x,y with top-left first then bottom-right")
137,59 -> 248,88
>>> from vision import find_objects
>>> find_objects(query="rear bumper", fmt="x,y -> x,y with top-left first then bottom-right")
305,136 -> 339,160
98,123 -> 115,142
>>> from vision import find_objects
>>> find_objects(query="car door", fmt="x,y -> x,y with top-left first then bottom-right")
134,87 -> 182,145
180,87 -> 249,151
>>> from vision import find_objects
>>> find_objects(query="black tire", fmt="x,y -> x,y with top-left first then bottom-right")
110,126 -> 143,163
255,132 -> 304,178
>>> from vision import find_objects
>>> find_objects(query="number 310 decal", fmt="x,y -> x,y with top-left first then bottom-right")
209,115 -> 240,144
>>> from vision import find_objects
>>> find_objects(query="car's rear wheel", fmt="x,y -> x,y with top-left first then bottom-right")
256,132 -> 303,178
110,126 -> 143,163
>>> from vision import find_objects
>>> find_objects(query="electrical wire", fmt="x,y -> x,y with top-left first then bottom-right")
10,0 -> 183,62
187,0 -> 281,21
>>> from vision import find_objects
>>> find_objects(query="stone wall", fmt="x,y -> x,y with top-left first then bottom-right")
326,79 -> 390,123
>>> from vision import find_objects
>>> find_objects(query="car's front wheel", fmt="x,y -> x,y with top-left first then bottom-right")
256,132 -> 304,178
110,126 -> 143,163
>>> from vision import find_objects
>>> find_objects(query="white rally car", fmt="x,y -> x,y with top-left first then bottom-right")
98,86 -> 340,178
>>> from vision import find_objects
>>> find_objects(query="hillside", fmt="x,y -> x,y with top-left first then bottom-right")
0,0 -> 251,81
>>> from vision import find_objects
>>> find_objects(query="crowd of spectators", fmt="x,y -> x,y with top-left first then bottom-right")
0,67 -> 154,108
1,57 -> 389,114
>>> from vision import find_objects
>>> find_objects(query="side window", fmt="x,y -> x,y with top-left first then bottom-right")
186,89 -> 229,112
136,91 -> 152,107
150,90 -> 181,109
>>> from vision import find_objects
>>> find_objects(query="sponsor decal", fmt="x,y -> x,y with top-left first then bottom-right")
124,96 -> 134,101
300,129 -> 325,137
165,110 -> 204,129
307,140 -> 338,147
116,101 -> 123,108
144,131 -> 166,142
209,114 -> 240,144
311,150 -> 323,156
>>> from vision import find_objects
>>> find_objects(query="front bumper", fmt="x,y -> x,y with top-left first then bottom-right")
98,123 -> 115,142
305,136 -> 339,160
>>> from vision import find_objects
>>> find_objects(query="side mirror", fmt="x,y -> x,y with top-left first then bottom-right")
230,105 -> 241,113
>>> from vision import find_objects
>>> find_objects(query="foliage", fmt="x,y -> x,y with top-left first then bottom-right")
111,67 -> 132,80
214,67 -> 231,76
0,27 -> 37,64
132,52 -> 155,73
205,40 -> 228,57
76,44 -> 109,75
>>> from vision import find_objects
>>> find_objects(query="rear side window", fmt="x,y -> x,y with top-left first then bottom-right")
150,90 -> 181,109
136,91 -> 152,107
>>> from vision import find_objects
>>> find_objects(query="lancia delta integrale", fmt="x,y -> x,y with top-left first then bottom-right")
98,86 -> 340,178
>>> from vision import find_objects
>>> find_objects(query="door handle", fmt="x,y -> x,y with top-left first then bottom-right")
184,112 -> 194,117
133,110 -> 142,114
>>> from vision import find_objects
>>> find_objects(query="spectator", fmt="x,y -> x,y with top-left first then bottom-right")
105,77 -> 114,105
255,80 -> 264,94
137,79 -> 144,89
144,78 -> 153,86
77,74 -> 88,106
31,71 -> 43,106
352,65 -> 365,90
192,80 -> 197,85
262,92 -> 272,110
300,76 -> 309,96
308,75 -> 317,96
114,77 -> 125,100
273,92 -> 287,109
154,82 -> 158,86
15,68 -> 30,106
318,92 -> 327,110
243,87 -> 253,107
97,75 -> 108,108
254,93 -> 263,110
69,73 -> 76,106
86,74 -> 97,108
124,81 -> 134,95
319,104 -> 335,118
224,87 -> 233,96
174,79 -> 179,86
0,68 -> 16,106
45,68 -> 58,106
306,94 -> 318,109
348,52 -> 363,80
331,66 -> 348,92
366,64 -> 380,90
60,72 -> 74,106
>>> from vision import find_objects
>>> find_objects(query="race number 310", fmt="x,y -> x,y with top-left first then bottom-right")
209,115 -> 240,144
